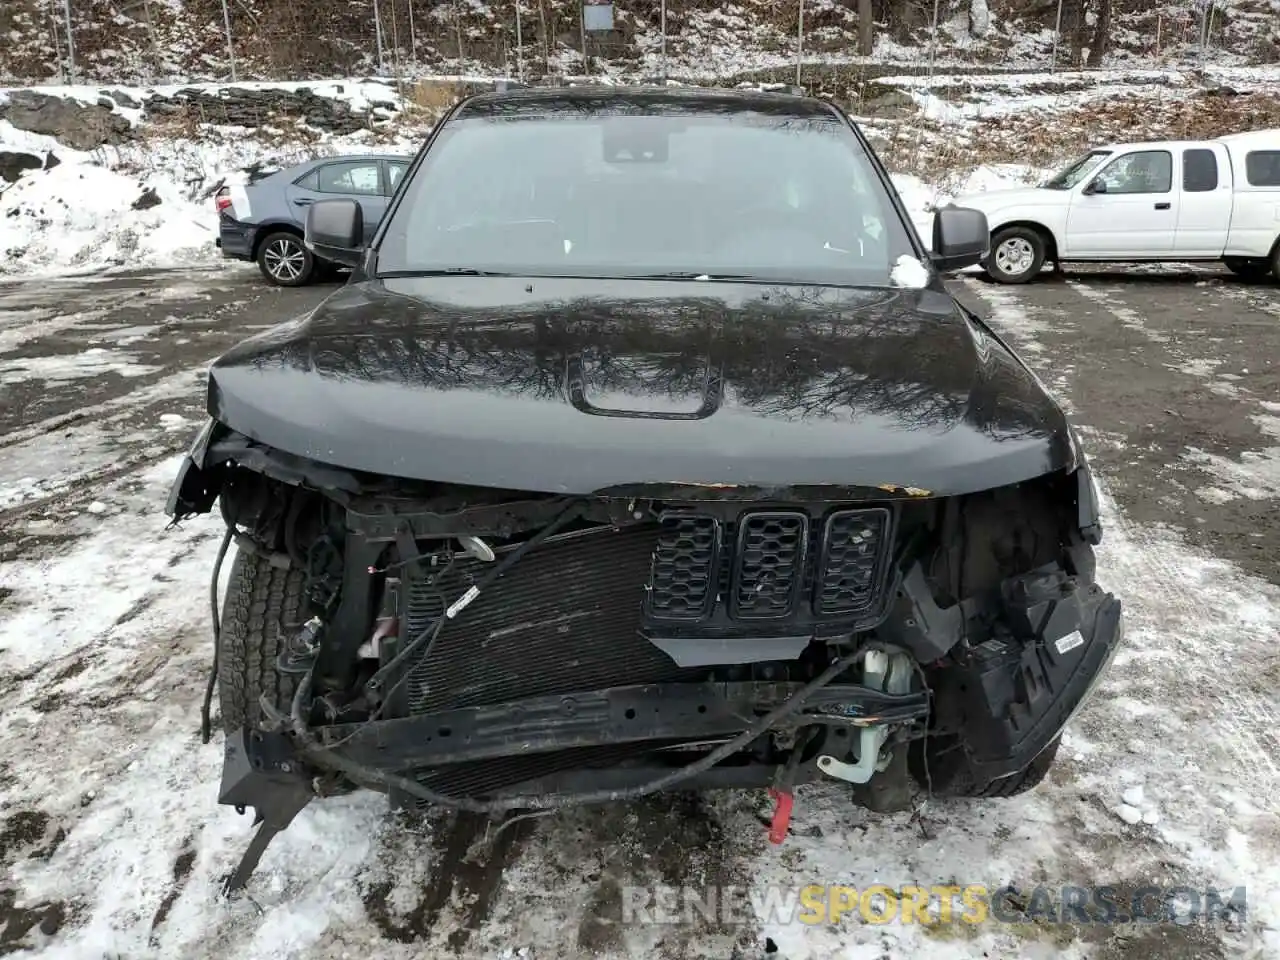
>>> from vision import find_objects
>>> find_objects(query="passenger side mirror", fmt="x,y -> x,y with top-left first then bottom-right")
305,199 -> 365,267
929,205 -> 989,273
1083,177 -> 1108,196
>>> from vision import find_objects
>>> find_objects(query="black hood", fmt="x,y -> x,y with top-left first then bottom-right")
207,276 -> 1075,498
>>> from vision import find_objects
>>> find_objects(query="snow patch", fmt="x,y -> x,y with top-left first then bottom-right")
0,347 -> 160,385
1183,413 -> 1280,501
890,254 -> 930,289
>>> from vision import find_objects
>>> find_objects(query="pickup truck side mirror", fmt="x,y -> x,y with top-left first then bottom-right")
1083,177 -> 1108,196
930,205 -> 989,273
305,199 -> 365,267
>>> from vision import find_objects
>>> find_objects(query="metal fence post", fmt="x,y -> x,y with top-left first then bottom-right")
218,0 -> 236,81
1051,0 -> 1063,73
795,0 -> 803,87
408,0 -> 417,72
926,0 -> 939,87
374,0 -> 386,74
660,0 -> 667,80
63,0 -> 76,82
514,0 -> 524,80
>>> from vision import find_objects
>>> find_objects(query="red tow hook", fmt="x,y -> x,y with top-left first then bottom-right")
766,787 -> 794,844
765,734 -> 810,844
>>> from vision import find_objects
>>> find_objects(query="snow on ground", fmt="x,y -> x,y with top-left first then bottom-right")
1187,412 -> 1280,502
0,78 -> 430,277
0,114 -> 420,278
2,380 -> 1278,958
1,266 -> 1279,956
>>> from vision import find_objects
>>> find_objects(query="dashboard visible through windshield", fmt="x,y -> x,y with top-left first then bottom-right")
375,111 -> 915,287
1041,150 -> 1113,190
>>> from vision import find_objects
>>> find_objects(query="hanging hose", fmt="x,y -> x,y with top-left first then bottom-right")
200,527 -> 235,744
289,645 -> 872,814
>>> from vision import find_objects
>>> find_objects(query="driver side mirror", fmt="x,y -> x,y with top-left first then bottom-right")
305,199 -> 365,267
1083,177 -> 1108,196
930,205 -> 989,273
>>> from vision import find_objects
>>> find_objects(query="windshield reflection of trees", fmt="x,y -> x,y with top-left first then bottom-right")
256,286 -> 1049,443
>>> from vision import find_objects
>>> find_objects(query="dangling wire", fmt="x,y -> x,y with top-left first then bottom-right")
200,527 -> 235,744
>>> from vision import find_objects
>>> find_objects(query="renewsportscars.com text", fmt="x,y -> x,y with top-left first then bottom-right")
621,883 -> 1248,927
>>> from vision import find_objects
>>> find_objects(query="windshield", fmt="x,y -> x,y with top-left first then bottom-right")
1041,150 -> 1112,190
376,111 -> 915,286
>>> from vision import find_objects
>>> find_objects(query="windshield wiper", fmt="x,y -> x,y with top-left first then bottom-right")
623,271 -> 762,281
377,268 -> 515,278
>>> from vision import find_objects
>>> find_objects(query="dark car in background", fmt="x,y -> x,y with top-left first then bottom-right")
214,153 -> 409,286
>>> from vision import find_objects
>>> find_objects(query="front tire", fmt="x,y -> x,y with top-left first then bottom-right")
910,735 -> 1061,799
985,226 -> 1046,284
256,231 -> 315,287
217,549 -> 308,733
1224,257 -> 1271,281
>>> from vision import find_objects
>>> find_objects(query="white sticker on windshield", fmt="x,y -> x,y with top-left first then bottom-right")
863,214 -> 883,240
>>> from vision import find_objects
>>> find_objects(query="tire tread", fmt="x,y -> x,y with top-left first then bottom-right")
218,549 -> 307,733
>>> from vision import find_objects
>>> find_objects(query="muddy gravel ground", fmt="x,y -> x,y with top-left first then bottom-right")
0,262 -> 1277,960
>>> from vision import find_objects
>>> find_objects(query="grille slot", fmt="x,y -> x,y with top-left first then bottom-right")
817,508 -> 891,616
733,511 -> 808,619
647,514 -> 719,620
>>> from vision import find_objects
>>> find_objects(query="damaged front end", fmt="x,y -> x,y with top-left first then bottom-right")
169,421 -> 1122,892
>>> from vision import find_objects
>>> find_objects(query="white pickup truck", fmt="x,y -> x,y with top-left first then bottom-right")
952,128 -> 1280,283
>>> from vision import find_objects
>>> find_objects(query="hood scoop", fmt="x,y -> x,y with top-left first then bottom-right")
566,351 -> 724,421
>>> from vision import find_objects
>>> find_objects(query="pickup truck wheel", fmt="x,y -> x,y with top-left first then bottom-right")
986,227 -> 1045,284
1272,247 -> 1280,282
1224,257 -> 1271,281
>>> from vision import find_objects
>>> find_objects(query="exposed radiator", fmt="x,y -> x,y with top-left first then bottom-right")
403,525 -> 697,716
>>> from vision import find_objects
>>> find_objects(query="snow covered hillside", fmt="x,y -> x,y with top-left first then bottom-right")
1,0 -> 1277,87
3,63 -> 1278,278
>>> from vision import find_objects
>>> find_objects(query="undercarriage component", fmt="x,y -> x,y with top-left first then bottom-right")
318,680 -> 929,770
815,649 -> 914,784
218,728 -> 314,895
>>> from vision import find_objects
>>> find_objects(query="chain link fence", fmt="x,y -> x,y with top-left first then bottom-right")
21,0 -> 1270,87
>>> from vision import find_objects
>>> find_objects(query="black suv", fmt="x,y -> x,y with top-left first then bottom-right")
167,85 -> 1122,890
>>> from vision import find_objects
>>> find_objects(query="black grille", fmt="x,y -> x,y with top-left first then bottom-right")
733,512 -> 807,619
817,508 -> 891,615
645,506 -> 893,625
647,514 -> 719,620
404,526 -> 694,716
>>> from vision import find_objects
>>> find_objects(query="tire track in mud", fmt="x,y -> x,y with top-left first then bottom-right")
361,811 -> 536,951
355,793 -> 765,958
